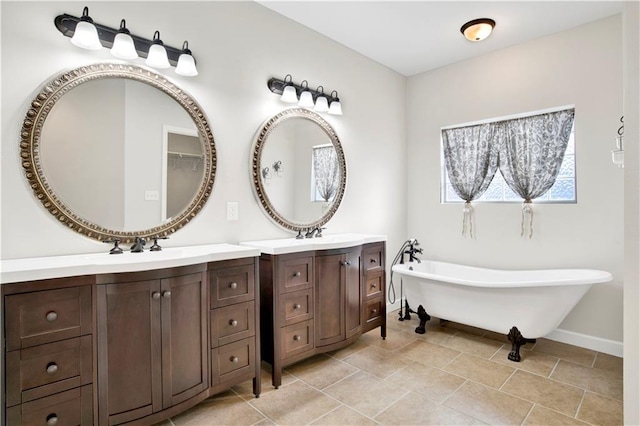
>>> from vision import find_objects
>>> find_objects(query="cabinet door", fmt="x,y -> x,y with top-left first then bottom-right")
315,254 -> 345,347
97,281 -> 162,426
161,273 -> 208,408
345,249 -> 362,338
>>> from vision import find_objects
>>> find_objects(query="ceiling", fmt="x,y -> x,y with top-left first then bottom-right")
257,1 -> 624,76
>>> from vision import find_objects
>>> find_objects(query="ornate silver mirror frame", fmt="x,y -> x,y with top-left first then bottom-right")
251,108 -> 346,233
20,63 -> 216,243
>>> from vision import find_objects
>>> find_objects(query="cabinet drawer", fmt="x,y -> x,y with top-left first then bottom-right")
365,272 -> 383,298
6,384 -> 93,426
209,264 -> 254,308
281,320 -> 314,359
6,336 -> 92,407
281,289 -> 313,326
210,301 -> 255,348
279,256 -> 313,293
5,286 -> 92,350
363,245 -> 384,273
211,338 -> 256,386
365,298 -> 384,324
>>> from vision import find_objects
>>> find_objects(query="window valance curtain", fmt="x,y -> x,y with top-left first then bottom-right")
442,123 -> 500,237
442,108 -> 575,238
496,109 -> 575,238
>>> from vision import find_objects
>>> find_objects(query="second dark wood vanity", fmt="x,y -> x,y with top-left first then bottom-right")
258,241 -> 386,388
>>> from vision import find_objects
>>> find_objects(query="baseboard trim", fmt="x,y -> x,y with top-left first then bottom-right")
387,302 -> 624,357
543,329 -> 623,357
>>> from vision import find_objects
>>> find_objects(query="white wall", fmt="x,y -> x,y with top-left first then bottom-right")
406,16 -> 624,349
623,2 -> 640,423
0,1 -> 407,262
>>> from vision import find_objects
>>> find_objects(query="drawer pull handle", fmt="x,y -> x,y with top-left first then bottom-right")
162,291 -> 171,299
46,363 -> 58,374
46,414 -> 58,425
152,292 -> 161,300
293,335 -> 301,341
230,356 -> 239,363
293,304 -> 301,310
45,311 -> 58,322
370,283 -> 377,288
294,271 -> 301,277
229,282 -> 238,290
371,309 -> 378,314
229,319 -> 238,327
341,260 -> 351,266
370,258 -> 377,263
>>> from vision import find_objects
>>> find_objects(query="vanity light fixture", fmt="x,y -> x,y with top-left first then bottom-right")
612,116 -> 624,168
175,41 -> 198,76
110,19 -> 138,60
146,31 -> 171,69
298,81 -> 315,108
313,86 -> 330,113
460,18 -> 496,42
70,7 -> 102,50
55,8 -> 198,77
267,76 -> 343,115
280,74 -> 298,103
328,91 -> 343,115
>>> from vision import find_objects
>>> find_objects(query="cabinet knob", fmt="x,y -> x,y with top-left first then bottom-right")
46,414 -> 58,425
293,335 -> 301,341
162,291 -> 171,299
293,304 -> 301,310
371,309 -> 378,314
152,292 -> 161,300
341,260 -> 351,266
230,356 -> 239,363
294,271 -> 301,277
370,258 -> 377,264
46,362 -> 58,374
229,282 -> 238,290
229,319 -> 238,327
45,311 -> 58,322
370,283 -> 377,288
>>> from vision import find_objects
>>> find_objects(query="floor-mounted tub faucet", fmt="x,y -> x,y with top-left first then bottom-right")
401,239 -> 423,263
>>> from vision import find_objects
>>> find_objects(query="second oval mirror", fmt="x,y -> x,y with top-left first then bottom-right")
251,108 -> 346,232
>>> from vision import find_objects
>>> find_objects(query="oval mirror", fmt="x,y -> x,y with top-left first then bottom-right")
21,63 -> 216,243
251,108 -> 346,232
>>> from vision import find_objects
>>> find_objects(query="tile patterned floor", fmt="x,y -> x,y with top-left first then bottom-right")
160,309 -> 623,425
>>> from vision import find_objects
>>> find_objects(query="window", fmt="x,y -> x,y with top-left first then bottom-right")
442,117 -> 576,204
310,144 -> 339,202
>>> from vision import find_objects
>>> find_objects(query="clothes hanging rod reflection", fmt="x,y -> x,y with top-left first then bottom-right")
168,151 -> 203,159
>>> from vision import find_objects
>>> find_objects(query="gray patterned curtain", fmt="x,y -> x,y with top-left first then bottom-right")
496,108 -> 575,238
442,123 -> 500,237
313,145 -> 340,202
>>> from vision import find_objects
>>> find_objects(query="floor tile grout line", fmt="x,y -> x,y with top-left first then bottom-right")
498,367 -> 519,391
519,402 -> 537,425
574,389 -> 587,420
369,390 -> 412,421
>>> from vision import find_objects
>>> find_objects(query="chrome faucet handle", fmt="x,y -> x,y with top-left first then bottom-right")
305,228 -> 316,238
103,238 -> 123,255
315,227 -> 326,238
150,235 -> 169,252
295,229 -> 304,239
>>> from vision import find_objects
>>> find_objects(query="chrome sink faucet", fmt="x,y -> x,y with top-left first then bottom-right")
131,237 -> 146,253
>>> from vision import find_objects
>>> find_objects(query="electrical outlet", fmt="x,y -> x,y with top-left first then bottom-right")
227,202 -> 239,221
145,190 -> 159,201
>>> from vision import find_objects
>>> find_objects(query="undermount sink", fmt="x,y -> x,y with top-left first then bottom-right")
240,233 -> 387,255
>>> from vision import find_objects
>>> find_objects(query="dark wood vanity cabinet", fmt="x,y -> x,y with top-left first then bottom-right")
96,265 -> 208,425
2,276 -> 95,426
2,256 -> 261,426
260,242 -> 386,388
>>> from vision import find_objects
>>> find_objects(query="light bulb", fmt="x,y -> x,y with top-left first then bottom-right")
145,31 -> 170,69
281,85 -> 298,103
110,19 -> 138,60
70,7 -> 101,50
175,41 -> 198,76
314,96 -> 329,113
298,90 -> 314,108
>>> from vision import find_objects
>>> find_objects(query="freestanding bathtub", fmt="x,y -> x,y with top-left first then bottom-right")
392,260 -> 612,361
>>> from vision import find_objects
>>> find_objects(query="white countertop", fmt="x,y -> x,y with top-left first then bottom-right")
240,233 -> 387,255
0,244 -> 261,284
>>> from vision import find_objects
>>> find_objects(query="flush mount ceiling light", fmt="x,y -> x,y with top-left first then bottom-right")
460,18 -> 496,42
55,7 -> 198,77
